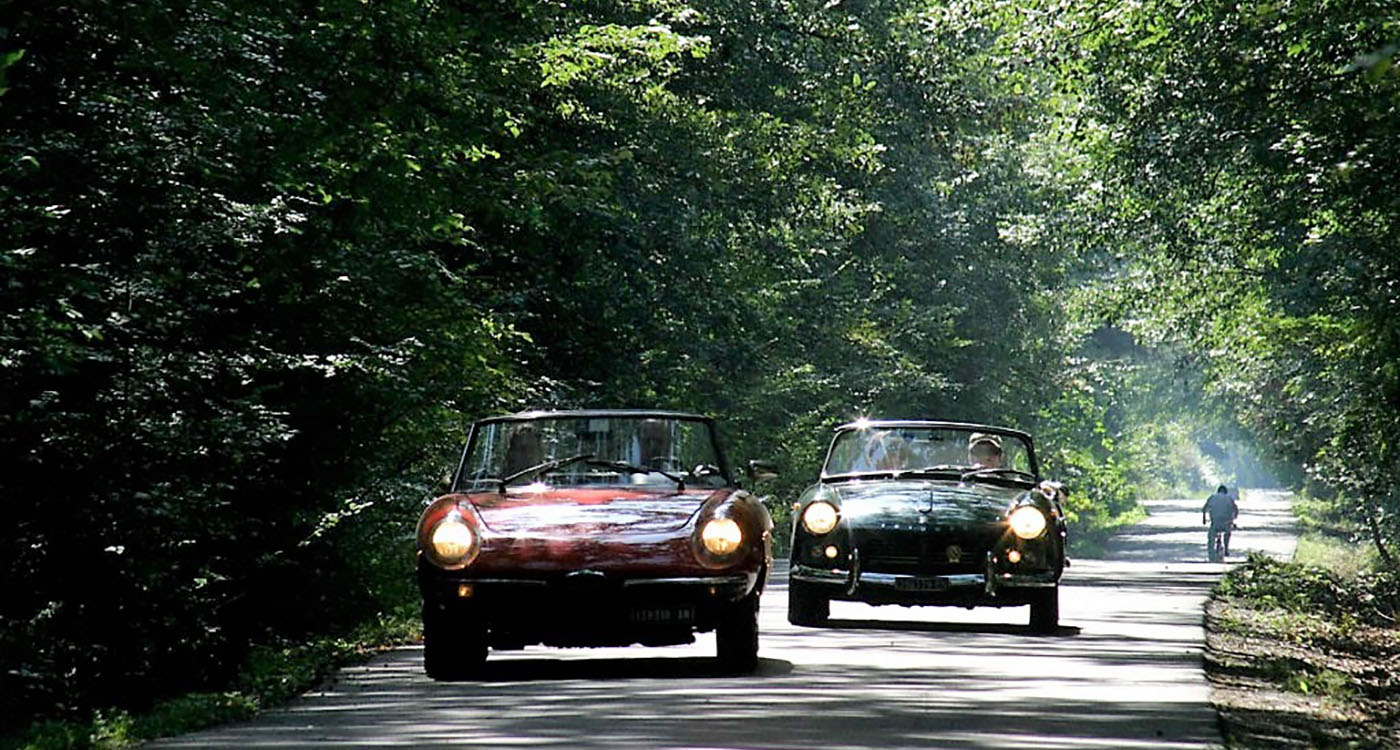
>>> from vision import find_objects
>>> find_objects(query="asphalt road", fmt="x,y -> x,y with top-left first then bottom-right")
148,490 -> 1298,749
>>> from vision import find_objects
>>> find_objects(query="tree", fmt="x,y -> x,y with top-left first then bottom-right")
1032,0 -> 1400,560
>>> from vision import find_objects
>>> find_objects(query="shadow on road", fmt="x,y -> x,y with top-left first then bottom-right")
1084,491 -> 1298,564
165,639 -> 1220,750
438,655 -> 795,682
811,617 -> 1082,638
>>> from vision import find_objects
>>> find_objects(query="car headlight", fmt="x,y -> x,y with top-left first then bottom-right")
1008,505 -> 1048,540
802,501 -> 839,535
429,516 -> 478,566
701,517 -> 743,556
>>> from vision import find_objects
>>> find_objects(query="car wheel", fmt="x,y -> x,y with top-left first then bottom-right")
716,593 -> 759,674
422,604 -> 487,680
787,580 -> 829,626
1028,587 -> 1059,634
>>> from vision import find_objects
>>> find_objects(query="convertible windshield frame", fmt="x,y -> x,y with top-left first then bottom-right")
819,420 -> 1040,483
450,409 -> 734,492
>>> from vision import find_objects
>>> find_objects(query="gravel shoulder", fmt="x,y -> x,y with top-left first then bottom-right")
1196,490 -> 1399,749
1204,596 -> 1400,749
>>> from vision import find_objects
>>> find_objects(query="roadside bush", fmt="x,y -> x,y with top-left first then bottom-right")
1219,554 -> 1399,624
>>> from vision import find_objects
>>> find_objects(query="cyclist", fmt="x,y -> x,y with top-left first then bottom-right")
1201,484 -> 1239,561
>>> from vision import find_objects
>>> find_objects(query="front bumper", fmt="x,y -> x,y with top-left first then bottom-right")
419,567 -> 759,645
791,560 -> 1056,606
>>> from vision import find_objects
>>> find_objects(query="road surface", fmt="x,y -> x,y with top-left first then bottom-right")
148,489 -> 1297,749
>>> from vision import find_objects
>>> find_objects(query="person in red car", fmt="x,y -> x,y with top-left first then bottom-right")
503,424 -> 544,477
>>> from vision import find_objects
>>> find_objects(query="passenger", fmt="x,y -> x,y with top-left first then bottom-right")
502,424 -> 544,478
863,431 -> 912,471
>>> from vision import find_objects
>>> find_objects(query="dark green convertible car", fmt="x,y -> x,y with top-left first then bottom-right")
787,420 -> 1068,632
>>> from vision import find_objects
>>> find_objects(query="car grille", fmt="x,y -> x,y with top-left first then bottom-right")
854,527 -> 997,575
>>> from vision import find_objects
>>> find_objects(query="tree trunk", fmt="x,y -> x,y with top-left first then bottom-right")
1367,507 -> 1395,568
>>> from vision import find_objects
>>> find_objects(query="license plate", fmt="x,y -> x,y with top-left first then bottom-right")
896,577 -> 949,591
630,606 -> 695,624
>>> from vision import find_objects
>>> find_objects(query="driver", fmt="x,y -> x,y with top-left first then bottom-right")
638,419 -> 677,472
968,433 -> 1004,469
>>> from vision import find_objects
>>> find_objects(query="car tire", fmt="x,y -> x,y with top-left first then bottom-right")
716,593 -> 759,674
422,604 -> 487,680
1028,587 -> 1059,634
787,580 -> 829,626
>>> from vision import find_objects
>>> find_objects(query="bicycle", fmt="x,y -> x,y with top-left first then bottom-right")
1207,522 -> 1236,562
1208,527 -> 1225,562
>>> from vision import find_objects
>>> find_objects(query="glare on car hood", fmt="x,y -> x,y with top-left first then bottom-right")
468,486 -> 725,537
829,479 -> 1023,527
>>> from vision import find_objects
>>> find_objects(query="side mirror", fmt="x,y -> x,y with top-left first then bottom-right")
746,459 -> 779,484
434,473 -> 454,496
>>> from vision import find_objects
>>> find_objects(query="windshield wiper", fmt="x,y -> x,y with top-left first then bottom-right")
586,459 -> 686,489
499,452 -> 596,490
830,464 -> 964,480
959,467 -> 1036,483
902,464 -> 968,476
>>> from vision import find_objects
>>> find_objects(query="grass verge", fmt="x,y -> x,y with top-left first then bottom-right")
1067,504 -> 1149,558
0,609 -> 421,750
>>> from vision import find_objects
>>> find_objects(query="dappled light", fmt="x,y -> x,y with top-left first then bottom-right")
1092,492 -> 1300,565
4,0 -> 1394,742
147,493 -> 1298,749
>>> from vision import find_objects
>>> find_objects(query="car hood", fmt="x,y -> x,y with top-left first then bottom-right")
467,486 -> 724,537
830,479 -> 1023,528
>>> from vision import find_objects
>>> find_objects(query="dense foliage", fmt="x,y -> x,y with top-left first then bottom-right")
2,0 -> 1395,734
1,0 -> 526,725
1024,0 -> 1400,560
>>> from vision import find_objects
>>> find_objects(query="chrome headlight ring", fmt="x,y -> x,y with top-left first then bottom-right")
1008,505 -> 1048,540
801,500 -> 840,535
424,511 -> 482,570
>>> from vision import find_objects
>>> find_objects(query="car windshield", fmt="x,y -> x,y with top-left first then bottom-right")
823,424 -> 1035,478
457,414 -> 729,491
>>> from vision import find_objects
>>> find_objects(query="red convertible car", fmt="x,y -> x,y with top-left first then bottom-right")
417,410 -> 776,678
